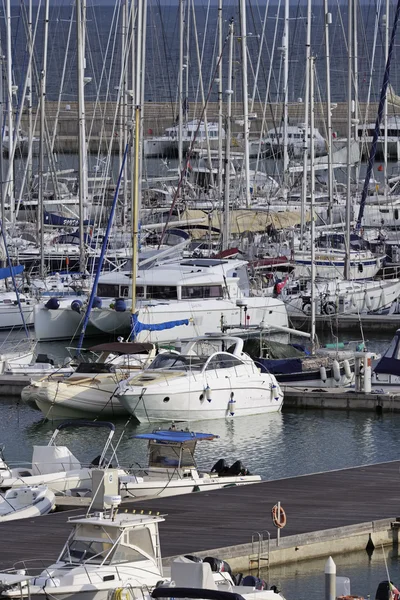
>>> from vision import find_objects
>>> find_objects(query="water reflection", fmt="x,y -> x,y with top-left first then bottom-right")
266,548 -> 400,600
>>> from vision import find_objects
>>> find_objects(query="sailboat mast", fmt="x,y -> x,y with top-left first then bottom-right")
345,0 -> 353,280
324,0 -> 334,224
131,0 -> 147,318
310,55 -> 316,355
239,0 -> 250,208
6,0 -> 14,220
217,0 -> 223,198
384,0 -> 389,201
178,0 -> 184,170
38,0 -> 50,277
223,19 -> 234,251
27,0 -> 33,192
77,0 -> 88,274
300,0 -> 311,250
282,0 -> 289,199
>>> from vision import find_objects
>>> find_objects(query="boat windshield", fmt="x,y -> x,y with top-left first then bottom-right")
148,353 -> 206,371
61,539 -> 114,565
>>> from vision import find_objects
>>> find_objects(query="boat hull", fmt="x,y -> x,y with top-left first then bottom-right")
118,381 -> 283,423
120,475 -> 261,499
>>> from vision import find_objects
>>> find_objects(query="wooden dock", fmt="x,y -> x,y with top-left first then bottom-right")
0,460 -> 400,570
283,386 -> 400,412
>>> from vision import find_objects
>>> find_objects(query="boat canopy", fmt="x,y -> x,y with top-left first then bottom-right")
89,342 -> 154,355
132,431 -> 218,443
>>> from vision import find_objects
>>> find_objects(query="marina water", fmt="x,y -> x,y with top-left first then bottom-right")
4,393 -> 400,599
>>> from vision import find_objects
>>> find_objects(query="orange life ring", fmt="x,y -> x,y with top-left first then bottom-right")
271,504 -> 287,528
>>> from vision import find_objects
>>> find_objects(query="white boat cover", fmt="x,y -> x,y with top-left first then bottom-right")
32,446 -> 81,475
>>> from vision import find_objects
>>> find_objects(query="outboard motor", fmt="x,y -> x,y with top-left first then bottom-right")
376,582 -> 400,600
183,555 -> 202,563
203,557 -> 233,578
242,575 -> 267,590
211,459 -> 230,476
227,460 -> 250,476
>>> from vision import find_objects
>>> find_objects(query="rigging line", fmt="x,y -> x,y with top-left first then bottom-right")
357,0 -> 400,229
155,0 -> 177,120
157,18 -> 231,247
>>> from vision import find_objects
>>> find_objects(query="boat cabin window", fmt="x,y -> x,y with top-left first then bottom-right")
149,353 -> 205,371
97,284 -> 120,298
181,285 -> 223,299
148,440 -> 196,468
75,363 -> 116,374
61,524 -> 119,565
146,286 -> 178,300
97,284 -> 144,298
205,354 -> 244,370
61,539 -> 114,564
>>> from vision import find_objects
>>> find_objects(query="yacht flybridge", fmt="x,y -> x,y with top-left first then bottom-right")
34,259 -> 288,342
0,503 -> 165,600
116,335 -> 284,422
120,429 -> 261,499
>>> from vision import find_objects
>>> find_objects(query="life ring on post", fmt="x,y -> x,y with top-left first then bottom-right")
271,504 -> 287,529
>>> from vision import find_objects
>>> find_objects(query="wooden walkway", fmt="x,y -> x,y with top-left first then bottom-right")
1,460 -> 400,570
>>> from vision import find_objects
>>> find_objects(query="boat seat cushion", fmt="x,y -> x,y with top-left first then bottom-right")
171,558 -> 217,590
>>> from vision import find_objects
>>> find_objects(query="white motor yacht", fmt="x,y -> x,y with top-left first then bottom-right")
34,259 -> 288,342
261,123 -> 326,158
116,335 -> 284,422
0,421 -> 120,494
0,486 -> 55,521
144,119 -> 224,158
280,277 -> 400,317
0,501 -> 165,600
23,342 -> 157,420
120,428 -> 261,499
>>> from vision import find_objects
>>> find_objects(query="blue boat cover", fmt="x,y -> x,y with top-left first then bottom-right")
132,431 -> 218,443
0,264 -> 24,279
258,357 -> 303,375
374,329 -> 400,375
131,312 -> 189,338
44,212 -> 94,227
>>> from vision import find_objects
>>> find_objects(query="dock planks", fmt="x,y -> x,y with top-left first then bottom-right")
1,460 -> 400,569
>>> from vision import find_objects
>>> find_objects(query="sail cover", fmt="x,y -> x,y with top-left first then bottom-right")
131,312 -> 189,339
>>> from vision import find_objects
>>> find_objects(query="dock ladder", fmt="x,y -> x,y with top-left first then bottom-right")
249,530 -> 270,578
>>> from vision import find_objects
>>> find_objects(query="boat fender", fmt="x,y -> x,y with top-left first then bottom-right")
114,298 -> 127,312
322,302 -> 336,316
343,359 -> 352,380
364,291 -> 372,311
71,299 -> 83,314
319,366 -> 327,383
332,359 -> 341,382
45,297 -> 59,310
204,384 -> 212,402
271,382 -> 281,401
93,296 -> 102,309
228,392 -> 235,416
